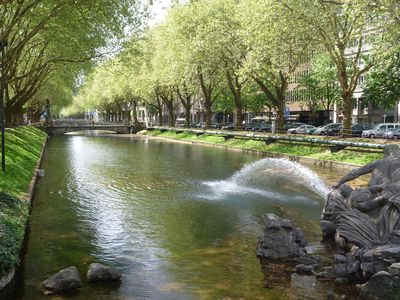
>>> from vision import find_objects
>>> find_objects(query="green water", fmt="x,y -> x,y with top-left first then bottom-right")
12,134 -> 333,299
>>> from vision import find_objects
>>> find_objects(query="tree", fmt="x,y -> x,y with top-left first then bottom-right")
241,0 -> 313,130
282,0 -> 387,132
364,55 -> 400,109
160,0 -> 226,129
297,53 -> 341,113
0,0 -> 144,123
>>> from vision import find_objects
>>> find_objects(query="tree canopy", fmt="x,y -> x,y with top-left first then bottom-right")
55,0 -> 400,130
1,0 -> 145,122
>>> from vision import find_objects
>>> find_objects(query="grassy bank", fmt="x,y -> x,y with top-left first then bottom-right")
146,129 -> 382,165
0,126 -> 47,276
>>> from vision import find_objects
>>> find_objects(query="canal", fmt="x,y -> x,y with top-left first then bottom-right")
11,134 -> 359,299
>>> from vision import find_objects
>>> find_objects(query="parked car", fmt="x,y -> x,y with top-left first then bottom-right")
313,123 -> 342,136
384,128 -> 397,139
362,123 -> 400,139
339,123 -> 373,137
253,123 -> 272,132
386,128 -> 400,140
221,123 -> 235,130
211,123 -> 222,129
244,124 -> 255,131
287,124 -> 316,135
284,122 -> 306,130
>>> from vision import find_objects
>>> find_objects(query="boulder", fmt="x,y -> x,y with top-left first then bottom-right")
43,266 -> 82,294
334,254 -> 347,264
87,263 -> 121,282
257,214 -> 307,259
388,263 -> 400,276
359,271 -> 393,300
361,261 -> 387,279
295,255 -> 320,266
295,264 -> 314,275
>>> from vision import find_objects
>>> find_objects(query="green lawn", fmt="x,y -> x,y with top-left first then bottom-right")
0,126 -> 47,276
146,129 -> 383,165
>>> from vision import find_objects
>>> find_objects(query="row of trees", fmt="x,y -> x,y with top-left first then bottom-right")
69,0 -> 400,131
0,0 -> 144,123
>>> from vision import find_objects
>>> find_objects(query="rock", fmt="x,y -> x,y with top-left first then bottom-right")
359,271 -> 394,300
295,255 -> 320,266
361,251 -> 374,262
372,245 -> 400,262
361,261 -> 387,279
331,263 -> 348,277
318,255 -> 361,281
327,289 -> 335,300
295,264 -> 314,275
345,253 -> 360,274
257,214 -> 307,259
388,263 -> 400,276
87,263 -> 121,282
334,254 -> 346,264
335,277 -> 349,284
393,275 -> 400,288
293,228 -> 307,248
43,266 -> 82,294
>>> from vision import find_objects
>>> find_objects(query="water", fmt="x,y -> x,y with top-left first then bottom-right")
201,158 -> 329,201
9,134 -> 354,299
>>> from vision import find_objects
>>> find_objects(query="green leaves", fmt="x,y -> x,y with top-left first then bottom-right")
364,55 -> 400,108
1,0 -> 145,121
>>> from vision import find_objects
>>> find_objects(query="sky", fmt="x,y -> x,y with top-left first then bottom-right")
148,0 -> 173,26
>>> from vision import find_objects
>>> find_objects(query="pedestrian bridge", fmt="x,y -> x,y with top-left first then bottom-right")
33,123 -> 141,135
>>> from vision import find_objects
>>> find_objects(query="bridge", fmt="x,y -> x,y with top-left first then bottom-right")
33,122 -> 142,135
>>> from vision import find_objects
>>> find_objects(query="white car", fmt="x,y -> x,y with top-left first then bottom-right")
287,124 -> 316,135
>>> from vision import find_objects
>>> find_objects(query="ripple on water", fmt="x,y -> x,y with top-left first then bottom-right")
17,137 -> 336,300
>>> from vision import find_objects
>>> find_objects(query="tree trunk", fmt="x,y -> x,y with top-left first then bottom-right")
167,106 -> 174,127
198,71 -> 214,129
157,107 -> 163,126
205,104 -> 212,128
235,96 -> 243,129
342,93 -> 353,136
276,99 -> 285,132
185,104 -> 191,128
132,101 -> 139,126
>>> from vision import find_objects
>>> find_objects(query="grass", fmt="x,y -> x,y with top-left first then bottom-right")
146,129 -> 383,165
0,126 -> 47,276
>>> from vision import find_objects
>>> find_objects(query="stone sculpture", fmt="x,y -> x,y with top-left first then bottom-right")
257,147 -> 400,298
322,144 -> 400,250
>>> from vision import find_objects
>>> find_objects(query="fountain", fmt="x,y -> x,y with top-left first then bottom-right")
202,158 -> 329,201
258,145 -> 400,299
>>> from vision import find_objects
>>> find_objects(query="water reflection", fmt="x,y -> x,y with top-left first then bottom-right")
11,135 -> 367,299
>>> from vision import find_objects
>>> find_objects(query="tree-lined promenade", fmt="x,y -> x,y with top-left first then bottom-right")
0,0 -> 144,123
1,0 -> 399,131
67,0 -> 400,133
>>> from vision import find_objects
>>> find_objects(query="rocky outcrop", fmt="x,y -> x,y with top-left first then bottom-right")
359,271 -> 394,300
257,213 -> 307,259
87,263 -> 121,282
43,266 -> 82,294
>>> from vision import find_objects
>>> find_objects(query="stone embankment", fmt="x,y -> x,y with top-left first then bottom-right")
258,213 -> 400,299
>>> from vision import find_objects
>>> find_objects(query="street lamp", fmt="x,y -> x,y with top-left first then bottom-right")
0,41 -> 7,174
